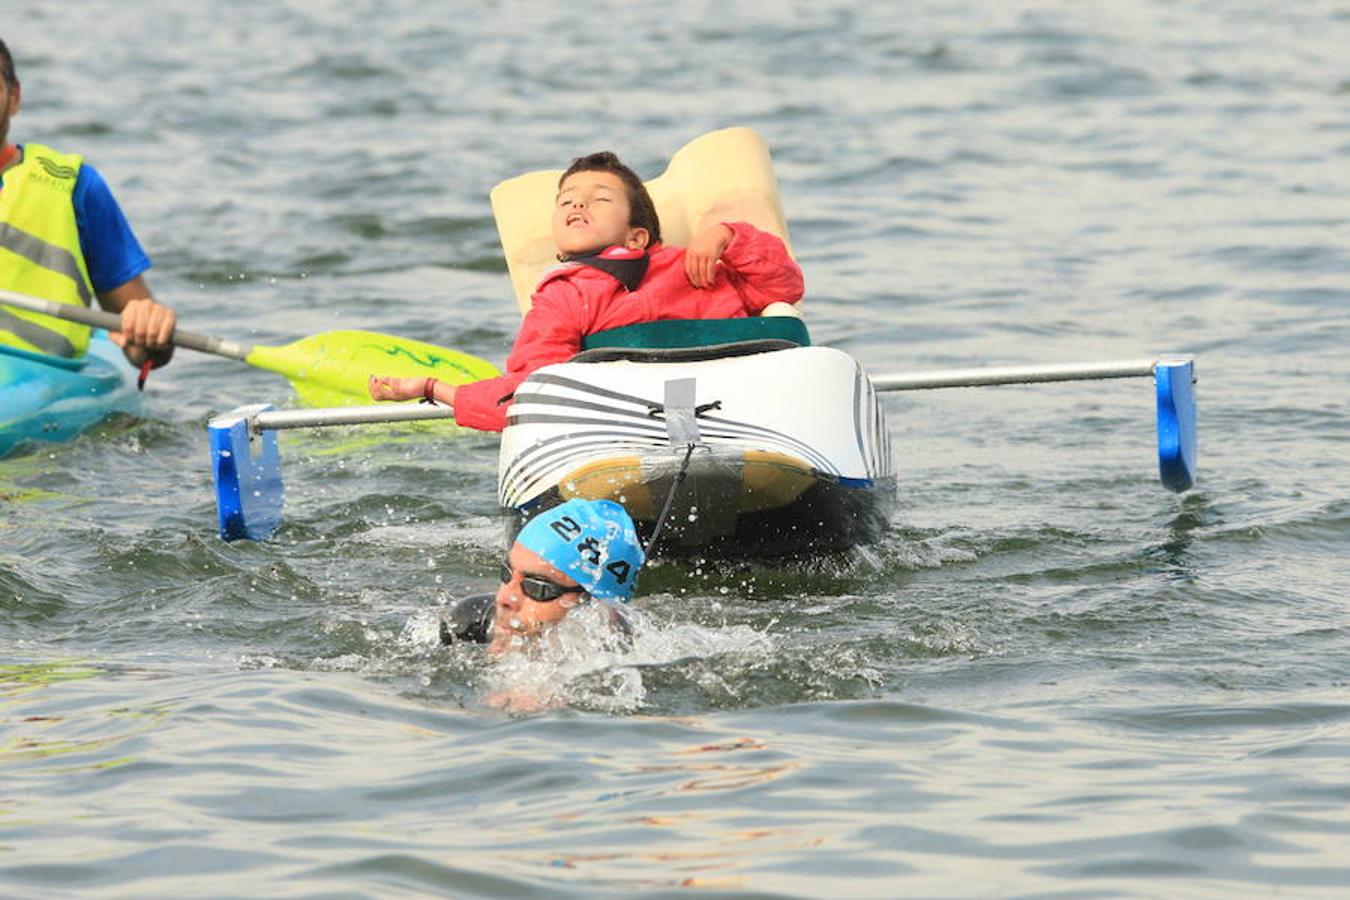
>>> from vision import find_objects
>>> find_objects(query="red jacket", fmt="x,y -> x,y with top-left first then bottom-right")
454,221 -> 803,431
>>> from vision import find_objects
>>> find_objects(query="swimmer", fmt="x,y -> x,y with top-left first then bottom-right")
440,498 -> 645,655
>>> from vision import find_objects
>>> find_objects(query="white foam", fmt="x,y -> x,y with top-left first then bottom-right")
481,600 -> 774,713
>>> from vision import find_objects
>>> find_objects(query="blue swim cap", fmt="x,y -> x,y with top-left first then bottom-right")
515,499 -> 645,602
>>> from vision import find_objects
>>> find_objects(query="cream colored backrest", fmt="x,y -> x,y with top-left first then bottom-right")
490,126 -> 793,315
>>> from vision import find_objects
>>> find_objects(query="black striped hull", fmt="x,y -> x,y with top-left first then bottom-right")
498,347 -> 896,558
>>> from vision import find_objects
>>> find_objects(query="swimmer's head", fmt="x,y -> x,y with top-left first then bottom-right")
514,498 -> 644,602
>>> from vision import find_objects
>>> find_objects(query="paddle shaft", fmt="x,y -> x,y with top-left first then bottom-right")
0,288 -> 251,360
871,358 -> 1162,391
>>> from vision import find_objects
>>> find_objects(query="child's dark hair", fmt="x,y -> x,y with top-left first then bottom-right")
560,151 -> 661,245
0,38 -> 17,90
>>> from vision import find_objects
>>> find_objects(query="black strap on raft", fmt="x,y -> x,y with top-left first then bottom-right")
644,441 -> 697,556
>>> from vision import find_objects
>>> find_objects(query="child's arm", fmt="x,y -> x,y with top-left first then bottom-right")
684,223 -> 735,289
445,282 -> 589,431
685,221 -> 804,312
366,281 -> 588,432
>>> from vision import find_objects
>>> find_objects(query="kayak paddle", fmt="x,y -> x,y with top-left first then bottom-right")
0,288 -> 499,406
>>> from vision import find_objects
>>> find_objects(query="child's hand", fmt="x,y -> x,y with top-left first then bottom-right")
684,223 -> 734,289
368,374 -> 427,402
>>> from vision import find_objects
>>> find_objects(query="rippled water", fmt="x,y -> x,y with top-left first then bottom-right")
3,1 -> 1348,896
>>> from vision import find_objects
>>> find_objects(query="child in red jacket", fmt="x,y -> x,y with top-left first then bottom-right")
368,151 -> 804,431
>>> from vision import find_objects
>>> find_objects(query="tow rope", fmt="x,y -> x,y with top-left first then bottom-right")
643,441 -> 697,556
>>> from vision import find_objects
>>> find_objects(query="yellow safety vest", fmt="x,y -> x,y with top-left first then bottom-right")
0,143 -> 95,357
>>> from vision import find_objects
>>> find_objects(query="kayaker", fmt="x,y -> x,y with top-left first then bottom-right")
440,497 -> 645,656
367,150 -> 804,430
0,37 -> 176,373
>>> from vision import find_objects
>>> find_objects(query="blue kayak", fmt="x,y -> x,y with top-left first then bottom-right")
0,331 -> 141,458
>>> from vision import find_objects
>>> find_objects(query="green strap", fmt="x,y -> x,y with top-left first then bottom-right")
582,316 -> 810,351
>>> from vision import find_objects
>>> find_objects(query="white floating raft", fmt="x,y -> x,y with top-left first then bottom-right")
497,338 -> 896,557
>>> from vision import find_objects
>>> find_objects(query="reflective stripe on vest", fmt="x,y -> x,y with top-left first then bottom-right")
0,143 -> 94,357
0,304 -> 79,357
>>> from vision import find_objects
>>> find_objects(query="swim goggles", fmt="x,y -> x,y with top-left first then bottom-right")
500,560 -> 586,603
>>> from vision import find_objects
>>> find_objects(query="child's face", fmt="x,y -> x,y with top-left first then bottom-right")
552,170 -> 649,256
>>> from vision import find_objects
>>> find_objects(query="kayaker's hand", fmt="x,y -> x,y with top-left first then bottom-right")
110,297 -> 176,350
368,374 -> 427,402
107,297 -> 176,368
684,222 -> 734,289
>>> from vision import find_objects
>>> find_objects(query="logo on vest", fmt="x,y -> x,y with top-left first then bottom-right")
36,157 -> 78,181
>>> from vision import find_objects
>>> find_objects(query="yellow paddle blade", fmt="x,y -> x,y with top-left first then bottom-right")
490,126 -> 792,315
245,330 -> 500,408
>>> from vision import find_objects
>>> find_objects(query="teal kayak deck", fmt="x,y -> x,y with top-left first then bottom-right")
0,333 -> 141,458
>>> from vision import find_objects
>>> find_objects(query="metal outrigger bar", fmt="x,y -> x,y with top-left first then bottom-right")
207,356 -> 1197,542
